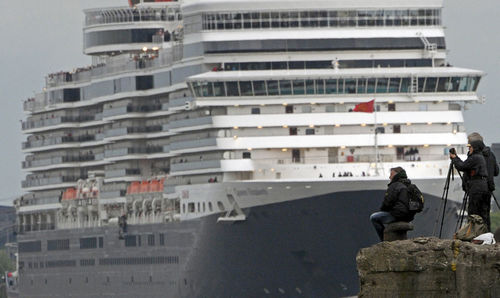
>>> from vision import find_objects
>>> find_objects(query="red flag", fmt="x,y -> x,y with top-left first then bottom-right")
353,99 -> 375,113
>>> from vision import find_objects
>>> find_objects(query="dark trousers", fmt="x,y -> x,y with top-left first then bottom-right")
370,211 -> 396,241
468,191 -> 491,231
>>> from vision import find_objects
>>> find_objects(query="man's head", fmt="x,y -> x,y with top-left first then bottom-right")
468,140 -> 484,154
389,166 -> 406,181
467,132 -> 483,143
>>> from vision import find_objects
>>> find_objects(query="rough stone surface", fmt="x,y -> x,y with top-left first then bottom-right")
357,237 -> 500,297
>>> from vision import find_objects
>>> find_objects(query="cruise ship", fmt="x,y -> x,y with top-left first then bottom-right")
13,0 -> 483,297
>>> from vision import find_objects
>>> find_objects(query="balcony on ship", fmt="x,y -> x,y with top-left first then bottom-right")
22,114 -> 103,132
105,125 -> 163,139
22,154 -> 100,169
22,134 -> 97,150
21,175 -> 82,189
104,145 -> 167,158
102,103 -> 164,118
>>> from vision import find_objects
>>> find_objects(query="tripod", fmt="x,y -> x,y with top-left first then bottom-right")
436,161 -> 454,238
455,191 -> 469,232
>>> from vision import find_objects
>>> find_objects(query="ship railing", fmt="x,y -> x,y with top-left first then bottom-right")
249,153 -> 449,165
127,213 -> 165,225
56,220 -> 101,230
84,6 -> 181,27
43,46 -> 181,90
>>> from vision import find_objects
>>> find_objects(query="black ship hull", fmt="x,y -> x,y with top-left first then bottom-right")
15,189 -> 459,298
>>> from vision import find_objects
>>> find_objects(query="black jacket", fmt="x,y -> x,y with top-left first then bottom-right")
482,146 -> 499,191
380,173 -> 414,221
452,147 -> 488,193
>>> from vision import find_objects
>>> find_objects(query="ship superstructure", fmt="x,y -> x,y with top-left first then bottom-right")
14,0 -> 483,297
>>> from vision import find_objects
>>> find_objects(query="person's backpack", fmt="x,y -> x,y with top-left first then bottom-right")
406,183 -> 424,213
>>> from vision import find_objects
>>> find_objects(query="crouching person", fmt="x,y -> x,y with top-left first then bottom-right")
370,167 -> 415,241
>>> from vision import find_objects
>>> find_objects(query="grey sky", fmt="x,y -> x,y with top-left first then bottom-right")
0,0 -> 498,202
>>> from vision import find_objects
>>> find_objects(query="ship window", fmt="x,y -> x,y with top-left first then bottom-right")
267,80 -> 279,96
305,128 -> 315,135
459,77 -> 468,92
203,202 -> 206,212
388,78 -> 401,93
99,237 -> 104,248
46,260 -> 76,268
337,79 -> 345,94
159,233 -> 165,246
305,80 -> 315,94
80,237 -> 97,249
388,103 -> 396,111
315,79 -> 325,94
253,81 -> 267,96
188,203 -> 195,213
47,239 -> 70,251
136,75 -> 154,90
436,77 -> 449,92
345,79 -> 356,94
425,77 -> 438,92
418,78 -> 426,92
243,152 -> 251,159
213,82 -> 226,96
449,77 -> 461,92
217,201 -> 225,211
376,78 -> 389,93
240,81 -> 253,96
357,78 -> 367,93
226,82 -> 239,96
251,108 -> 260,114
367,78 -> 376,93
148,234 -> 155,246
208,202 -> 213,212
201,82 -> 214,97
393,125 -> 401,133
197,202 -> 200,212
290,61 -> 304,69
400,78 -> 410,92
124,235 -> 137,247
138,235 -> 142,247
19,241 -> 42,253
325,79 -> 337,94
285,105 -> 294,113
80,259 -> 95,266
279,80 -> 292,95
63,88 -> 81,103
292,80 -> 305,95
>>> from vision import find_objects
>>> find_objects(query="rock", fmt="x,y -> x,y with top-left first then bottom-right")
357,237 -> 500,297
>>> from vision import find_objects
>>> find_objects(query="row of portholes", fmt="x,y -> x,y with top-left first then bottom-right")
181,201 -> 226,214
33,275 -> 166,286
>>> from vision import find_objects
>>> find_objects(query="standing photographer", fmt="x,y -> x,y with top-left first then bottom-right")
449,140 -> 491,230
